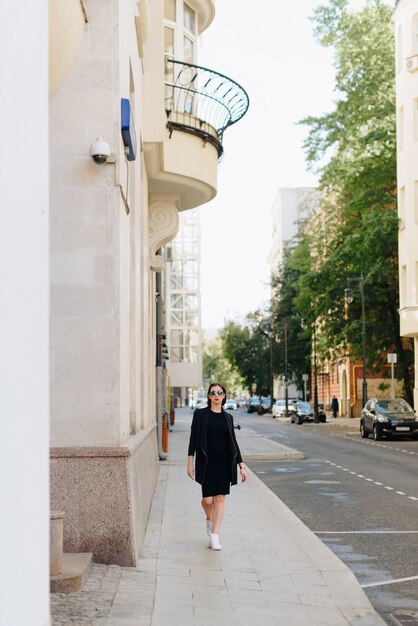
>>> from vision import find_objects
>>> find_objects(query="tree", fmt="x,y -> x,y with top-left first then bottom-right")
296,0 -> 414,401
221,318 -> 270,396
202,336 -> 244,395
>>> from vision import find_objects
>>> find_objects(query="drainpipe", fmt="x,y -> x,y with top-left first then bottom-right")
156,270 -> 167,460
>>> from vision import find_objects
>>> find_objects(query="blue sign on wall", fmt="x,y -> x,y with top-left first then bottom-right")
121,98 -> 137,161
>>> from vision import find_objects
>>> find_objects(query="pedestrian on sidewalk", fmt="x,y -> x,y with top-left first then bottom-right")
187,382 -> 246,551
331,395 -> 339,418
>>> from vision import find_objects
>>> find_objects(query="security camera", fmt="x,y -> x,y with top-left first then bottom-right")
89,137 -> 111,164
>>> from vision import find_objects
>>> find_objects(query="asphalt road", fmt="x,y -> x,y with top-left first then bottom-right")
234,408 -> 418,626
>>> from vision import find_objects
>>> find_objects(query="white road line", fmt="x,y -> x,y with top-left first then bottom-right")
315,531 -> 418,534
362,574 -> 418,588
324,460 -> 415,500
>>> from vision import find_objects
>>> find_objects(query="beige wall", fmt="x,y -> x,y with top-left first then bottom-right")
50,0 -> 155,447
394,0 -> 418,407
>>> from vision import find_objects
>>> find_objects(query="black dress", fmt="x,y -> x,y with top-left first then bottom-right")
202,410 -> 231,497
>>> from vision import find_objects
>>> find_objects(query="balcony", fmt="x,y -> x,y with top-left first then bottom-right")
145,60 -> 249,211
165,59 -> 249,159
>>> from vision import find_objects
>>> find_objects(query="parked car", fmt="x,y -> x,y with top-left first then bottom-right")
258,397 -> 272,415
194,397 -> 207,409
272,399 -> 288,418
225,398 -> 238,411
236,398 -> 247,408
289,401 -> 326,424
247,397 -> 261,413
360,397 -> 417,440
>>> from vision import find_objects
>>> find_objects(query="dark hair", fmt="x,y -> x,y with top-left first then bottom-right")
207,382 -> 227,408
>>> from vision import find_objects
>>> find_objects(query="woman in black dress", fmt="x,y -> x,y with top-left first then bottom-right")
187,383 -> 246,550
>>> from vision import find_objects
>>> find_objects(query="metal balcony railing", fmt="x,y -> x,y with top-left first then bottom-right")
164,59 -> 249,158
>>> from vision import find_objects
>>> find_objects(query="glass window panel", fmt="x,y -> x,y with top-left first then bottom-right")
170,274 -> 183,289
186,346 -> 198,363
184,275 -> 198,290
183,259 -> 197,274
164,27 -> 174,58
171,259 -> 184,273
184,35 -> 194,64
185,294 -> 198,309
171,347 -> 183,363
185,329 -> 199,345
171,330 -> 183,345
183,2 -> 196,33
171,293 -> 183,309
170,310 -> 183,325
184,309 -> 198,326
164,0 -> 176,21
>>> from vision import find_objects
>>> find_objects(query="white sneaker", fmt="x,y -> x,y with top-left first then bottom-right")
210,533 -> 222,550
206,520 -> 212,537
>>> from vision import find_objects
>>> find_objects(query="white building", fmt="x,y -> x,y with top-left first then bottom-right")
394,0 -> 418,408
269,187 -> 319,273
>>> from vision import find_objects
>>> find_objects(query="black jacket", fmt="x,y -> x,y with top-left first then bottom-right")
188,406 -> 243,486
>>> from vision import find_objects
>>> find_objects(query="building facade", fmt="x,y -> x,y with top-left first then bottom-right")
49,0 -> 248,568
394,0 -> 418,409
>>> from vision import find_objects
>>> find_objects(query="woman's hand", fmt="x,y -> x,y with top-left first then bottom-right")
240,465 -> 247,483
187,458 -> 195,480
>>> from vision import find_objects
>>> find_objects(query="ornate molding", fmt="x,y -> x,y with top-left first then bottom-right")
149,198 -> 179,272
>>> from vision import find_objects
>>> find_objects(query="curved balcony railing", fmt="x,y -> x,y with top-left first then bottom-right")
164,59 -> 249,158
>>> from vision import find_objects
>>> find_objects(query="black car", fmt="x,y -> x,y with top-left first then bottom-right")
360,398 -> 418,440
289,401 -> 326,424
258,397 -> 272,415
247,397 -> 261,413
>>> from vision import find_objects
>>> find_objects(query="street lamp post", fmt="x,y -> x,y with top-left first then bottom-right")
344,274 -> 367,409
302,373 -> 309,402
284,322 -> 288,416
313,323 -> 319,422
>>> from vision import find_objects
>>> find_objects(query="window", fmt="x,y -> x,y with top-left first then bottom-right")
397,25 -> 403,73
415,17 -> 418,53
401,265 -> 407,308
398,106 -> 404,151
164,1 -> 197,64
164,0 -> 176,22
399,186 -> 406,229
415,182 -> 418,223
415,262 -> 418,305
183,3 -> 196,34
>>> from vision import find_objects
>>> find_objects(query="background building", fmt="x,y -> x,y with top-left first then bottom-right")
166,209 -> 203,407
394,0 -> 418,409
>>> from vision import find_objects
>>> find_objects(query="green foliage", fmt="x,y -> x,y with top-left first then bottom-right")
277,0 -> 414,402
220,318 -> 271,396
202,336 -> 244,396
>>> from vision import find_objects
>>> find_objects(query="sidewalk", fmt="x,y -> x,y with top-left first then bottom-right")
51,408 -> 385,626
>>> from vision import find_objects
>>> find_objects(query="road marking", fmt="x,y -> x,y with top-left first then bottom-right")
346,437 -> 418,456
362,574 -> 418,588
324,461 -> 416,501
315,531 -> 418,534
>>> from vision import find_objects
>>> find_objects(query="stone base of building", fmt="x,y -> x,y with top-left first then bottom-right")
50,553 -> 92,593
50,423 -> 159,566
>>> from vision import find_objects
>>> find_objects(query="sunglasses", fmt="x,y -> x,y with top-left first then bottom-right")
209,390 -> 224,396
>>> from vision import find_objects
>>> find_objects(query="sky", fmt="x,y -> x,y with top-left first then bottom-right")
197,0 -> 383,329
